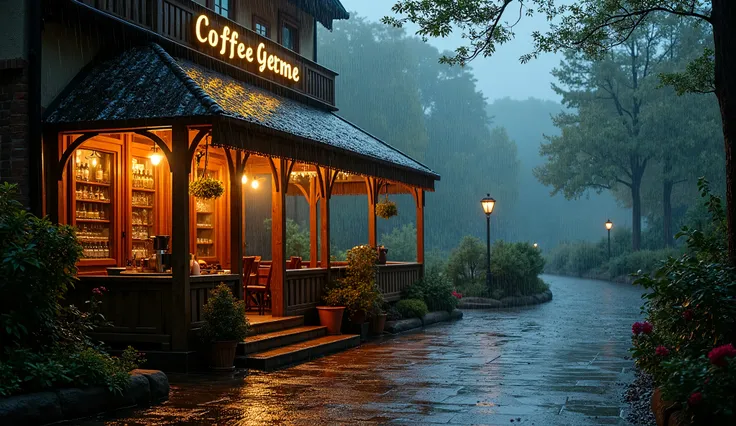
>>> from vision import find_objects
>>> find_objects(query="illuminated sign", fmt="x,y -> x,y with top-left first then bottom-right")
195,14 -> 300,82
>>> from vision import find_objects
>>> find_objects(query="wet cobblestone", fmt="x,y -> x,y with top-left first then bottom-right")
83,275 -> 643,425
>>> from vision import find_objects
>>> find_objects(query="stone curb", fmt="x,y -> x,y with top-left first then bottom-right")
385,309 -> 464,334
457,289 -> 553,309
0,369 -> 169,425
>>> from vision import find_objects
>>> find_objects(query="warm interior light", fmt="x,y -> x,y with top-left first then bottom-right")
605,219 -> 614,231
241,174 -> 248,184
480,194 -> 496,216
251,179 -> 260,189
91,157 -> 98,168
149,146 -> 162,166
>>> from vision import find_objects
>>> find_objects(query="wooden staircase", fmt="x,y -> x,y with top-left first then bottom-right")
236,316 -> 360,371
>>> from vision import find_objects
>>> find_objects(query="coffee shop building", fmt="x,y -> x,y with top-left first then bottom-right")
0,0 -> 439,368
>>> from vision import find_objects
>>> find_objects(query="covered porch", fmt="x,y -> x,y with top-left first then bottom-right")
42,43 -> 438,354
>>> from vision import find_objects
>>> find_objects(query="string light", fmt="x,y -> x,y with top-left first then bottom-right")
149,145 -> 163,166
241,174 -> 248,184
251,179 -> 260,189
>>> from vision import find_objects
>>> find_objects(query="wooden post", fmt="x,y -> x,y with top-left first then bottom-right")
415,189 -> 425,268
226,149 -> 245,299
41,129 -> 60,222
365,177 -> 380,248
269,158 -> 293,317
309,177 -> 319,267
170,124 -> 191,351
318,167 -> 336,269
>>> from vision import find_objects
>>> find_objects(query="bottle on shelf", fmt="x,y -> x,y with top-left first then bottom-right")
83,163 -> 90,181
96,164 -> 103,182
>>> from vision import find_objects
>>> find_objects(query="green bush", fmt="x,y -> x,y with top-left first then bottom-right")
201,284 -> 249,342
489,241 -> 546,297
380,223 -> 416,262
0,183 -> 143,397
403,271 -> 458,312
606,248 -> 681,279
264,218 -> 309,259
631,179 -> 736,423
446,236 -> 486,288
0,182 -> 82,351
395,299 -> 428,319
324,245 -> 381,320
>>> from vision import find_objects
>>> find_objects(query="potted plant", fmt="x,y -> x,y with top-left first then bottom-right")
201,283 -> 249,371
320,245 -> 382,327
375,197 -> 398,219
189,143 -> 224,200
369,299 -> 387,336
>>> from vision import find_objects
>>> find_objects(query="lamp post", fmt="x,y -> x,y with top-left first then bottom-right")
481,194 -> 496,289
605,219 -> 614,259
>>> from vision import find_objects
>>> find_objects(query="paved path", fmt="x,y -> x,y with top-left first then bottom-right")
88,275 -> 644,425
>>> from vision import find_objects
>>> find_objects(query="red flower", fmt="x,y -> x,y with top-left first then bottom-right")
92,287 -> 103,296
632,322 -> 643,335
708,344 -> 736,367
682,309 -> 694,321
100,286 -> 108,293
688,392 -> 703,406
655,346 -> 670,357
451,291 -> 463,300
642,322 -> 653,334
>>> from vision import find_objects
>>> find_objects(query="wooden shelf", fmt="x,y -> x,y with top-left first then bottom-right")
132,205 -> 153,209
76,199 -> 110,204
197,226 -> 213,229
133,223 -> 153,227
76,180 -> 111,187
132,187 -> 156,193
78,238 -> 110,242
76,218 -> 110,223
196,211 -> 214,214
197,242 -> 214,245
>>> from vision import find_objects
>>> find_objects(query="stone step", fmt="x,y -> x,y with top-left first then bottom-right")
248,315 -> 304,336
237,334 -> 361,371
238,326 -> 327,356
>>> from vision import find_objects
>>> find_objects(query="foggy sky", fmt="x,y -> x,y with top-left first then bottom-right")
338,0 -> 563,102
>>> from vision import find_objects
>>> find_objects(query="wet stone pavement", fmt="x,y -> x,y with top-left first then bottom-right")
85,275 -> 645,425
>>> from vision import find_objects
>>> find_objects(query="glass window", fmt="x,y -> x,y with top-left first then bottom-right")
254,17 -> 270,38
281,22 -> 298,52
213,0 -> 229,18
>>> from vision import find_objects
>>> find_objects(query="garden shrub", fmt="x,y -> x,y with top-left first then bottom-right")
631,179 -> 736,423
201,284 -> 249,342
324,245 -> 381,319
606,248 -> 681,279
0,183 -> 143,396
403,271 -> 458,312
395,299 -> 428,319
489,241 -> 546,297
446,236 -> 486,288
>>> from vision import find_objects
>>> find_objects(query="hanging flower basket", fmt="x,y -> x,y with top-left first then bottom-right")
376,198 -> 398,219
189,176 -> 224,200
189,138 -> 224,200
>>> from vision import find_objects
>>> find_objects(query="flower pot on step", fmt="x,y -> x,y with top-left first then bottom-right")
370,313 -> 387,335
317,306 -> 345,335
210,341 -> 237,371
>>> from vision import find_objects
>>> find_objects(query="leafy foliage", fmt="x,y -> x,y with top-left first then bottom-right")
0,183 -> 83,351
395,299 -> 429,320
403,271 -> 458,313
200,284 -> 249,342
323,245 -> 382,320
376,198 -> 398,219
446,236 -> 486,289
631,178 -> 736,422
489,241 -> 547,297
380,223 -> 417,262
264,218 -> 310,259
189,176 -> 224,200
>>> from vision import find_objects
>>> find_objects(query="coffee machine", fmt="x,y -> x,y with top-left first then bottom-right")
151,235 -> 171,273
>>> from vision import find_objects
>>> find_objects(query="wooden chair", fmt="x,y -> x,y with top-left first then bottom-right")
246,263 -> 272,315
244,257 -> 262,312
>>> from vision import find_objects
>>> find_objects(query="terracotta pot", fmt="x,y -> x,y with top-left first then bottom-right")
317,306 -> 345,335
210,341 -> 237,371
350,310 -> 367,324
370,313 -> 387,335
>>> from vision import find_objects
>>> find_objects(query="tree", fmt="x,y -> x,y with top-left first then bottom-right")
380,223 -> 417,262
385,1 -> 736,263
446,236 -> 486,288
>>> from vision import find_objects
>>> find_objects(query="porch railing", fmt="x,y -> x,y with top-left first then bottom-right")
75,0 -> 337,107
284,262 -> 423,316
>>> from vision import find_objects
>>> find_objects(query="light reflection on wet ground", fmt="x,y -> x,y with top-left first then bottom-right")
81,275 -> 643,425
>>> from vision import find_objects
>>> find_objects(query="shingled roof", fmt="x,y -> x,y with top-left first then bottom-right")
44,44 -> 439,188
288,0 -> 349,30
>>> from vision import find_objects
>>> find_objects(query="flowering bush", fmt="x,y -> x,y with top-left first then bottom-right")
323,245 -> 381,320
189,176 -> 224,200
631,179 -> 736,423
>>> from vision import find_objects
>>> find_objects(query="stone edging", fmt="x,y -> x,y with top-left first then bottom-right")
385,309 -> 464,334
0,369 -> 169,425
457,289 -> 553,309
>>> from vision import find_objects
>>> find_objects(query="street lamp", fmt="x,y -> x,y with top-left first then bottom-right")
533,243 -> 539,249
481,194 -> 496,289
605,219 -> 614,259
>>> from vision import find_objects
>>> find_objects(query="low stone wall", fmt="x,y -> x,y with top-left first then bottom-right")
458,289 -> 553,309
385,309 -> 464,334
0,369 -> 169,425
